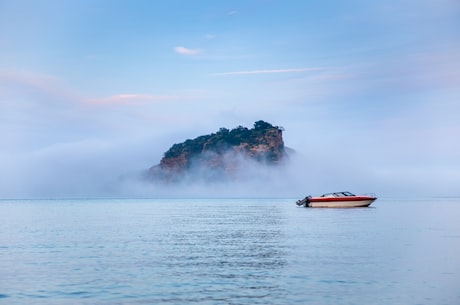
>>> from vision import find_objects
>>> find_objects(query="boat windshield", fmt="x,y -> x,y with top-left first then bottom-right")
320,191 -> 356,197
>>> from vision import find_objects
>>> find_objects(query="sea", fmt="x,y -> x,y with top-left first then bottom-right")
1,197 -> 459,305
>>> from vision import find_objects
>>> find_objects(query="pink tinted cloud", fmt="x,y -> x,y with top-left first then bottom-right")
87,94 -> 181,105
0,70 -> 82,103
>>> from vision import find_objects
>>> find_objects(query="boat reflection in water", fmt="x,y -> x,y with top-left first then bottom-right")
296,191 -> 377,208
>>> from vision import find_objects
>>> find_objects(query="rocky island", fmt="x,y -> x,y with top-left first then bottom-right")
148,120 -> 288,183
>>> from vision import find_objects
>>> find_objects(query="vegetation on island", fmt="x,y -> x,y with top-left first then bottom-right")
163,120 -> 284,160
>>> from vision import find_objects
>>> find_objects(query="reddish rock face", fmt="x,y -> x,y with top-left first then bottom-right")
148,121 -> 287,183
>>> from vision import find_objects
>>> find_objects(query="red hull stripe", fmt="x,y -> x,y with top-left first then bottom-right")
310,196 -> 376,202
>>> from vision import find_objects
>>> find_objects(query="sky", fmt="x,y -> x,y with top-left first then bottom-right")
0,0 -> 459,198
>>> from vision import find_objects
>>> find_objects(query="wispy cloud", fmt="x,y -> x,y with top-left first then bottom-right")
212,67 -> 324,76
87,94 -> 181,105
174,46 -> 202,56
0,70 -> 82,104
0,70 -> 58,92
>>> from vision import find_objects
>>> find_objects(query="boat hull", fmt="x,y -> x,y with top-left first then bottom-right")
296,192 -> 377,208
308,198 -> 375,208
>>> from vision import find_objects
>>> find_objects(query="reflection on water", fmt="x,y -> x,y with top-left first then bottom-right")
0,198 -> 460,304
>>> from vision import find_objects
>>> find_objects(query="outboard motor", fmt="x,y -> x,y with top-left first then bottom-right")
296,195 -> 311,207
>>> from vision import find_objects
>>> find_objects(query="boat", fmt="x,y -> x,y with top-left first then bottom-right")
296,191 -> 377,208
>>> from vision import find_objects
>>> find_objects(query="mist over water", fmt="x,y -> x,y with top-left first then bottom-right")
0,138 -> 452,199
0,121 -> 457,199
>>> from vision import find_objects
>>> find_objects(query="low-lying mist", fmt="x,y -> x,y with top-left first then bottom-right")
0,138 -> 314,199
144,149 -> 304,198
1,133 -> 455,199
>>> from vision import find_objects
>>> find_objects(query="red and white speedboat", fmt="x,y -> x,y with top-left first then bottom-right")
296,191 -> 377,208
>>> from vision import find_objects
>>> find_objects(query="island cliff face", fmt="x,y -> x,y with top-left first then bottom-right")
148,120 -> 287,183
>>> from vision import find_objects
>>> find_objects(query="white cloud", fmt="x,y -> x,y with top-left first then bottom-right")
213,67 -> 324,76
174,46 -> 202,55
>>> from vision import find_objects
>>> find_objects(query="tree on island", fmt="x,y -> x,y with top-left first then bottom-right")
162,120 -> 282,160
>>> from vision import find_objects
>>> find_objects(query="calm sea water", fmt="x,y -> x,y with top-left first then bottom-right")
1,198 -> 459,305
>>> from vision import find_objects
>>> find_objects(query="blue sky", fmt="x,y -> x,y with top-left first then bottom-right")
1,0 -> 459,198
